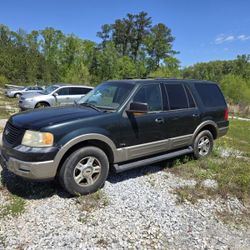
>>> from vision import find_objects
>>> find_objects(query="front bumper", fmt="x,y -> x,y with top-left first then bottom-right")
0,137 -> 59,180
0,150 -> 56,180
19,100 -> 35,110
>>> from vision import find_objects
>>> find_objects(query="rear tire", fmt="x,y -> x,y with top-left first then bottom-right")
193,130 -> 213,159
59,146 -> 109,195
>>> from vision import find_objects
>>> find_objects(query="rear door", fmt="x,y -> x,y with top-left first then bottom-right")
161,82 -> 201,148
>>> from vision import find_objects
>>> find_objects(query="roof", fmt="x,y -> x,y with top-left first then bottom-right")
105,78 -> 218,85
51,83 -> 93,88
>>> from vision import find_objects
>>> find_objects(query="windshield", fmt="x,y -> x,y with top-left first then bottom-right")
77,82 -> 134,110
42,85 -> 59,95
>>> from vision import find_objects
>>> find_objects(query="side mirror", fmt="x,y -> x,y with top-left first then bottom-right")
53,92 -> 58,97
127,102 -> 148,115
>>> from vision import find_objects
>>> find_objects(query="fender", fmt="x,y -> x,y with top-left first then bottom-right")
192,120 -> 218,140
54,133 -> 123,166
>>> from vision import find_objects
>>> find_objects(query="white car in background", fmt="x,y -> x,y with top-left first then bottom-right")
19,84 -> 94,110
5,86 -> 44,98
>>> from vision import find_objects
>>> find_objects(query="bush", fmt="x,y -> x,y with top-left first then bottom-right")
0,75 -> 9,88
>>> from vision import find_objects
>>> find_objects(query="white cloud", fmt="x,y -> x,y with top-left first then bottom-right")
237,34 -> 250,41
215,34 -> 250,44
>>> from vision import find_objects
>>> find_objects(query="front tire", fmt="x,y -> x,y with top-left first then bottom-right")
193,130 -> 213,159
35,102 -> 50,108
59,146 -> 109,195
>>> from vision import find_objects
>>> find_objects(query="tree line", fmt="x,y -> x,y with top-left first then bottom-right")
0,12 -> 176,86
0,12 -> 249,105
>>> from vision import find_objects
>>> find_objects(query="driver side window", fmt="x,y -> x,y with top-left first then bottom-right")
133,84 -> 162,111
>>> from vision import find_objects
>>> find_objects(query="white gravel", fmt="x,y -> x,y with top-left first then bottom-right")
0,164 -> 249,250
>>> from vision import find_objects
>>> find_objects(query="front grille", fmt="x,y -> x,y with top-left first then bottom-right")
3,122 -> 25,145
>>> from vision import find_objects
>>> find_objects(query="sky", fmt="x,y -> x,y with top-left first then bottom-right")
1,0 -> 250,66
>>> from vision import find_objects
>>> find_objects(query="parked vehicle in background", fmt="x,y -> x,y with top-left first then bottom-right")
19,84 -> 93,110
1,78 -> 229,195
5,86 -> 44,98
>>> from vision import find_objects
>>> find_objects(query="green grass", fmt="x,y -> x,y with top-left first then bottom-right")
167,118 -> 250,206
168,156 -> 250,203
0,195 -> 26,218
215,119 -> 250,157
0,89 -> 19,119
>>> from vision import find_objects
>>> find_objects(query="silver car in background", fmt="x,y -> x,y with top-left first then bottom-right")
19,84 -> 93,110
6,86 -> 44,98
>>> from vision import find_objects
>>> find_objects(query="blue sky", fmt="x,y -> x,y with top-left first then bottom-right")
1,0 -> 250,66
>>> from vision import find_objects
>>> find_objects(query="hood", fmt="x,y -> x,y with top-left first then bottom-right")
21,92 -> 44,99
9,105 -> 102,130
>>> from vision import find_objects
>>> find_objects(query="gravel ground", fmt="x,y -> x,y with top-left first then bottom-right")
0,163 -> 250,250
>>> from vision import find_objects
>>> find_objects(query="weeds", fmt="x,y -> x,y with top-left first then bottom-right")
167,156 -> 250,203
76,190 -> 109,213
0,195 -> 26,218
217,209 -> 250,228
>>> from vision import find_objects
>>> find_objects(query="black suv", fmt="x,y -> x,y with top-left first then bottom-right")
0,79 -> 229,195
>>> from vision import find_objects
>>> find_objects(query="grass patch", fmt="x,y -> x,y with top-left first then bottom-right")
0,195 -> 26,218
76,190 -> 109,213
166,156 -> 250,203
167,118 -> 250,204
215,119 -> 250,157
76,190 -> 109,223
217,209 -> 250,228
0,89 -> 20,119
174,183 -> 218,204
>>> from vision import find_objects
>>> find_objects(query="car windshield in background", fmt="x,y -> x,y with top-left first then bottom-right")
42,85 -> 58,95
78,82 -> 134,110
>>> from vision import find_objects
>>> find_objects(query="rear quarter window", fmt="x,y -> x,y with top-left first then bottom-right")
70,87 -> 92,95
195,83 -> 226,107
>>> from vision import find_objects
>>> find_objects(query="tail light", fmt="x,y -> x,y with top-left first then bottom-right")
224,108 -> 229,121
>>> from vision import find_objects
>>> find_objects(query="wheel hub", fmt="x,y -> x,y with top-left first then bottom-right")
73,156 -> 101,186
198,136 -> 210,156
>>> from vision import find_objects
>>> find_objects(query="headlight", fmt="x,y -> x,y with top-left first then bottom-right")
22,130 -> 54,147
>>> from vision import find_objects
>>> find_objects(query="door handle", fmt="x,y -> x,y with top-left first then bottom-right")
155,118 -> 165,124
192,113 -> 199,118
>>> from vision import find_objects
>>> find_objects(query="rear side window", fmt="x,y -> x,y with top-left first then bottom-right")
165,84 -> 188,110
70,87 -> 92,95
195,83 -> 226,107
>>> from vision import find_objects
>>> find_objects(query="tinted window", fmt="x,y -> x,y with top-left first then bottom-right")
69,87 -> 91,95
195,83 -> 226,107
133,84 -> 162,111
57,87 -> 69,95
165,84 -> 188,110
184,85 -> 196,108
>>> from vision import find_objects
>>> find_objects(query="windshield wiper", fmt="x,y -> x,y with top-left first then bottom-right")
77,102 -> 102,112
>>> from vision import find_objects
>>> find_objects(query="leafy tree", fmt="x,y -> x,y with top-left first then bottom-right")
150,57 -> 181,78
145,23 -> 175,72
221,74 -> 250,105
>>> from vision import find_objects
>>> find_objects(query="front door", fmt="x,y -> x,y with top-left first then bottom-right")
54,87 -> 71,106
119,83 -> 168,159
